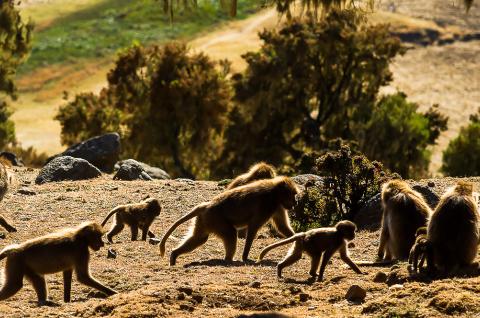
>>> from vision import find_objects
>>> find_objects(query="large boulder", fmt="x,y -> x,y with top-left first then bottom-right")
36,156 -> 102,184
114,159 -> 170,180
47,133 -> 120,173
0,151 -> 24,166
113,159 -> 153,181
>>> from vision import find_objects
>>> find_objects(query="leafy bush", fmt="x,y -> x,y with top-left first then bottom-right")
441,110 -> 480,176
0,0 -> 32,148
56,43 -> 231,178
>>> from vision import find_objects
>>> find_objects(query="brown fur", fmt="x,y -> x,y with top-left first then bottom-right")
427,182 -> 480,273
0,222 -> 116,305
227,162 -> 277,238
378,180 -> 432,261
408,227 -> 431,272
0,214 -> 16,233
257,220 -> 362,281
0,162 -> 16,233
226,162 -> 277,190
160,176 -> 298,265
102,198 -> 161,243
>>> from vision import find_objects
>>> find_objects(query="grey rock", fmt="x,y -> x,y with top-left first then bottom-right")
115,159 -> 170,180
47,133 -> 120,173
291,174 -> 323,187
113,159 -> 153,181
35,156 -> 102,184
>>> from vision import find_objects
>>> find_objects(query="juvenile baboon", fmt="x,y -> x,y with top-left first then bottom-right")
0,222 -> 117,305
408,227 -> 431,272
101,198 -> 161,243
227,162 -> 277,190
227,162 -> 277,238
427,182 -> 480,273
0,214 -> 16,233
0,161 -> 16,233
257,220 -> 362,281
160,176 -> 298,265
378,180 -> 432,261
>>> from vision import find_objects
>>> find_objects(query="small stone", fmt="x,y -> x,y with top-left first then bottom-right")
191,293 -> 203,303
179,304 -> 194,311
148,238 -> 161,245
373,271 -> 387,283
427,181 -> 435,187
176,293 -> 186,300
347,242 -> 355,248
299,293 -> 310,302
17,187 -> 36,195
389,284 -> 404,291
249,281 -> 261,288
107,248 -> 117,259
345,285 -> 367,302
177,287 -> 193,296
308,306 -> 317,311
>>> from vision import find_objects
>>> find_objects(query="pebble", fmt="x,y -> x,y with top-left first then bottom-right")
373,271 -> 387,283
345,285 -> 366,302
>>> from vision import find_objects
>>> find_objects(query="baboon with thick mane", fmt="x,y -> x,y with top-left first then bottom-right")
227,162 -> 277,238
160,176 -> 298,265
378,180 -> 432,261
427,181 -> 480,273
257,220 -> 362,281
227,162 -> 277,190
0,221 -> 116,305
102,197 -> 161,243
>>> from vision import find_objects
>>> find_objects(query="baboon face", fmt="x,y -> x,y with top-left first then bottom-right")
277,181 -> 299,209
147,198 -> 161,216
79,223 -> 105,251
337,221 -> 356,241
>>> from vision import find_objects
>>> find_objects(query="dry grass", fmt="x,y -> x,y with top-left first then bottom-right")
0,169 -> 480,317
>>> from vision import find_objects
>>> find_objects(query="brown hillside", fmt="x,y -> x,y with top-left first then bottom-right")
0,169 -> 480,317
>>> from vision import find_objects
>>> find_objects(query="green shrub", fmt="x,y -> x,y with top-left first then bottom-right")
441,110 -> 480,176
56,43 -> 231,179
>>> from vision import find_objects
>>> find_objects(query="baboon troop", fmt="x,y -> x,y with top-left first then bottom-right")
0,222 -> 116,305
102,197 -> 162,243
378,180 -> 432,261
1,161 -> 480,308
160,176 -> 298,265
257,220 -> 362,281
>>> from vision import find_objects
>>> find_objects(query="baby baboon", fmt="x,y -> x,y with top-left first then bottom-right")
0,222 -> 116,305
227,162 -> 277,238
160,176 -> 298,265
378,180 -> 432,261
226,162 -> 277,190
257,220 -> 362,281
427,182 -> 480,273
0,214 -> 16,233
408,227 -> 431,272
101,198 -> 161,243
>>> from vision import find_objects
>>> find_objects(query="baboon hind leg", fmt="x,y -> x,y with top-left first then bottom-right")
0,259 -> 24,301
217,225 -> 237,262
0,215 -> 16,232
130,225 -> 139,241
309,255 -> 321,278
242,226 -> 260,262
170,224 -> 209,266
25,269 -> 48,305
277,243 -> 303,278
106,223 -> 124,243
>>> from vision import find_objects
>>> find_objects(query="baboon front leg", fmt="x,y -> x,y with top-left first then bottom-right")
75,259 -> 117,297
130,225 -> 139,241
63,270 -> 73,302
339,245 -> 362,275
25,270 -> 48,305
170,225 -> 209,266
271,209 -> 295,238
147,230 -> 156,238
277,243 -> 303,278
242,226 -> 260,262
0,258 -> 24,301
378,219 -> 389,260
106,223 -> 124,243
141,224 -> 154,240
0,215 -> 16,233
309,254 -> 321,278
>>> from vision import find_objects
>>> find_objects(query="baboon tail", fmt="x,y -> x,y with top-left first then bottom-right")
0,244 -> 19,261
159,203 -> 208,257
257,233 -> 305,262
101,207 -> 120,226
356,260 -> 396,267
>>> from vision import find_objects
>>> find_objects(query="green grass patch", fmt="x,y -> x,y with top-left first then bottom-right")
19,0 -> 263,74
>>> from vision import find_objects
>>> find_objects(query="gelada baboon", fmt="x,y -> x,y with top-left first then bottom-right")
227,162 -> 277,190
160,176 -> 298,265
257,220 -> 362,281
408,227 -> 431,272
378,180 -> 432,261
0,221 -> 116,305
427,182 -> 480,273
101,197 -> 161,243
227,162 -> 277,238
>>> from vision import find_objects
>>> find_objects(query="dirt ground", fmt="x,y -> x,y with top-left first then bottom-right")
0,169 -> 479,317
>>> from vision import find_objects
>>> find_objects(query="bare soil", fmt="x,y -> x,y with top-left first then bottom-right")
1,169 -> 480,317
